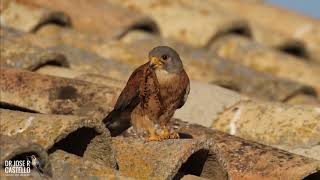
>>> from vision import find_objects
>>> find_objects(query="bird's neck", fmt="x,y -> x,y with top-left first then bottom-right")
154,69 -> 178,85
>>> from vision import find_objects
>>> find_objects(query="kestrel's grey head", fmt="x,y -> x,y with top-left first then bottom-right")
148,46 -> 183,73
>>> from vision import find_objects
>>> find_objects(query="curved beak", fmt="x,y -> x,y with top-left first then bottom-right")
150,56 -> 162,68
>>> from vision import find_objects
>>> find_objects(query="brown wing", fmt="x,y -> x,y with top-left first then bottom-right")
114,63 -> 149,111
177,70 -> 190,109
105,63 -> 148,136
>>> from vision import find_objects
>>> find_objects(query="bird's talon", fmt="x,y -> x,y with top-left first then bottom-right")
160,128 -> 171,139
146,128 -> 163,142
160,128 -> 180,140
170,131 -> 180,139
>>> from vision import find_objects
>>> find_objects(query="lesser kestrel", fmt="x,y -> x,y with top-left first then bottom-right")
106,46 -> 190,141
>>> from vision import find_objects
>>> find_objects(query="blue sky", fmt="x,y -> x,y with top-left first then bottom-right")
266,0 -> 320,19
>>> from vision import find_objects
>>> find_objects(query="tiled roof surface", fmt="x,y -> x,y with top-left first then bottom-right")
1,0 -> 320,179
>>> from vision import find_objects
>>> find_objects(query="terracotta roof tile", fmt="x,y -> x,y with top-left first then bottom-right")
112,137 -> 210,179
210,35 -> 320,95
0,68 -> 119,119
107,0 -> 251,47
208,0 -> 320,62
0,109 -> 117,168
49,150 -> 129,179
0,135 -> 52,176
3,27 -> 315,102
21,0 -> 159,38
1,0 -> 71,32
175,120 -> 320,179
213,100 -> 320,160
1,36 -> 68,71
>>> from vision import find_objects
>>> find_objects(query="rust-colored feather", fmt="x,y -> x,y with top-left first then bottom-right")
105,63 -> 148,135
113,63 -> 148,111
106,60 -> 190,137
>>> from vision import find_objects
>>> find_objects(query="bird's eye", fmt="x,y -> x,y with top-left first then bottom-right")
161,55 -> 168,60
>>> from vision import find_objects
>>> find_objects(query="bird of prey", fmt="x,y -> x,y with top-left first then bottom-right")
106,46 -> 190,141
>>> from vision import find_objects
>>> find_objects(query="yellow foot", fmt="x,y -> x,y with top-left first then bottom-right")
160,128 -> 180,140
160,128 -> 171,139
169,131 -> 180,139
146,128 -> 163,142
146,128 -> 180,142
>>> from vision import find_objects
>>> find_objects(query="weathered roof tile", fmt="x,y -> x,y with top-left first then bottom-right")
0,0 -> 71,32
0,134 -> 52,177
107,0 -> 250,47
174,81 -> 242,127
35,66 -> 126,89
174,120 -> 320,179
0,68 -> 119,120
1,27 -> 133,80
210,35 -> 320,96
213,100 -> 320,160
22,0 -> 159,38
49,150 -> 130,179
112,137 -> 210,179
0,109 -> 117,168
209,0 -> 320,62
3,27 -> 315,102
1,37 -> 69,71
47,45 -> 132,81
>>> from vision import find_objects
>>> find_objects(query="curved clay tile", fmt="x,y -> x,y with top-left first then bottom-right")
1,27 -> 133,80
208,0 -> 320,62
21,0 -> 159,38
0,134 -> 52,177
0,109 -> 117,168
47,45 -> 132,81
0,26 -> 24,41
0,0 -> 71,32
1,38 -> 69,71
35,66 -> 126,90
210,35 -> 320,96
2,27 -> 317,102
174,120 -> 320,180
111,137 -> 210,179
212,100 -> 320,160
107,0 -> 251,47
3,27 -> 315,102
49,150 -> 130,179
0,68 -> 119,120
